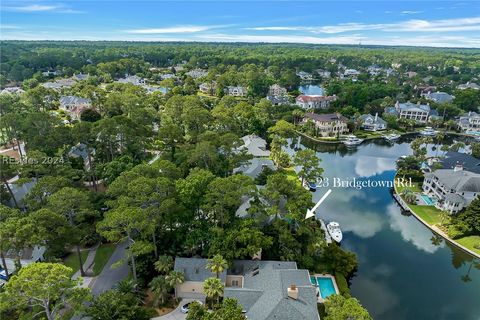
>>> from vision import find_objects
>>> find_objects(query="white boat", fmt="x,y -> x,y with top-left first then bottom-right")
326,222 -> 343,243
383,133 -> 401,141
343,135 -> 364,146
302,180 -> 317,192
419,127 -> 437,137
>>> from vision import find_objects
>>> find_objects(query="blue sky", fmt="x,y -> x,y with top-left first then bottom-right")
1,1 -> 480,47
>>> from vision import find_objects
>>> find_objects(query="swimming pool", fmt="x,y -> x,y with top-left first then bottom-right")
317,276 -> 337,299
421,194 -> 435,205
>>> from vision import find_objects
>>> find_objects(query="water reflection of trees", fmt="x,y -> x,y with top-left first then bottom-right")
445,241 -> 480,282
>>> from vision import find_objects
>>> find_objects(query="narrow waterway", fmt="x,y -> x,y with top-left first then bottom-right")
286,135 -> 480,320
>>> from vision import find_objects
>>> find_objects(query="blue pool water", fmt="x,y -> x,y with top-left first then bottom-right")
421,194 -> 434,205
317,277 -> 337,299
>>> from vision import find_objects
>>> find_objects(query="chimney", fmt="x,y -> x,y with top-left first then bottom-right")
374,112 -> 378,122
288,284 -> 298,300
454,163 -> 463,172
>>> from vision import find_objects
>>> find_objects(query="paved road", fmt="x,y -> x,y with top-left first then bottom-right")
90,241 -> 129,296
151,299 -> 193,320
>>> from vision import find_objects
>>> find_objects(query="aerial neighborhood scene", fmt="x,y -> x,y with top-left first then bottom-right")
1,1 -> 480,320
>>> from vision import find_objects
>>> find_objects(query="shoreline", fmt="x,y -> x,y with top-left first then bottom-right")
392,179 -> 480,259
297,128 -> 478,145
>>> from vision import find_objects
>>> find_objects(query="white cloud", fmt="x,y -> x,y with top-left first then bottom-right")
354,156 -> 396,177
387,203 -> 444,254
3,4 -> 83,13
401,10 -> 424,15
248,16 -> 480,34
125,25 -> 218,34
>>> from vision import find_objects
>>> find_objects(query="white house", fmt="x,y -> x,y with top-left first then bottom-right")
423,166 -> 480,213
225,86 -> 247,97
458,112 -> 480,132
302,113 -> 349,137
295,95 -> 336,110
359,113 -> 387,131
384,101 -> 431,123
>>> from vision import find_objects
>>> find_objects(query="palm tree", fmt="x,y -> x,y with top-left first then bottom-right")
203,277 -> 224,307
149,275 -> 171,306
206,254 -> 228,279
154,255 -> 174,275
166,270 -> 185,302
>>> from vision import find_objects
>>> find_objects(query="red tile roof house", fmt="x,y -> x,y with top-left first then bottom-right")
295,95 -> 337,110
302,112 -> 349,137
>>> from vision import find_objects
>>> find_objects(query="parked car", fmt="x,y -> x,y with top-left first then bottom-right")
181,301 -> 203,313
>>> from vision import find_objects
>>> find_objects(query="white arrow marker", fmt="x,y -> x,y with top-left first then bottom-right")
305,189 -> 332,219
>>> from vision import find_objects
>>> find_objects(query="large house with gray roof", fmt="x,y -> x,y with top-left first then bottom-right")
423,166 -> 480,213
174,258 -> 320,320
384,101 -> 431,123
421,91 -> 454,104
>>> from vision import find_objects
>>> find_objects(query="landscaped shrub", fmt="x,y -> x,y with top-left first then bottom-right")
335,272 -> 350,297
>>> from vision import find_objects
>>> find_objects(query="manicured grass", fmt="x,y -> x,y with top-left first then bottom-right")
93,243 -> 116,275
334,272 -> 350,297
63,250 -> 89,275
456,236 -> 480,255
408,204 -> 443,225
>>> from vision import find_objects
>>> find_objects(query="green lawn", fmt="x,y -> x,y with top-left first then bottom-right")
93,243 -> 116,275
284,167 -> 302,186
63,250 -> 89,275
456,236 -> 480,255
408,204 -> 443,225
396,178 -> 480,256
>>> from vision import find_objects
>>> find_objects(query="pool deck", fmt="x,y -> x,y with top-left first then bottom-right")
311,273 -> 340,303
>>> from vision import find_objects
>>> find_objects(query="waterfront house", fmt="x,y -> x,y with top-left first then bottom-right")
295,95 -> 337,110
267,95 -> 290,106
316,69 -> 331,79
225,86 -> 247,97
239,135 -> 270,157
174,258 -> 319,320
359,113 -> 387,131
302,113 -> 348,137
458,111 -> 480,132
384,101 -> 431,123
457,82 -> 480,90
296,71 -> 314,81
423,166 -> 480,213
421,91 -> 454,104
268,84 -> 287,96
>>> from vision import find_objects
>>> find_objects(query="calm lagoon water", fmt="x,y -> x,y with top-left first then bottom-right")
287,135 -> 480,320
299,84 -> 324,95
